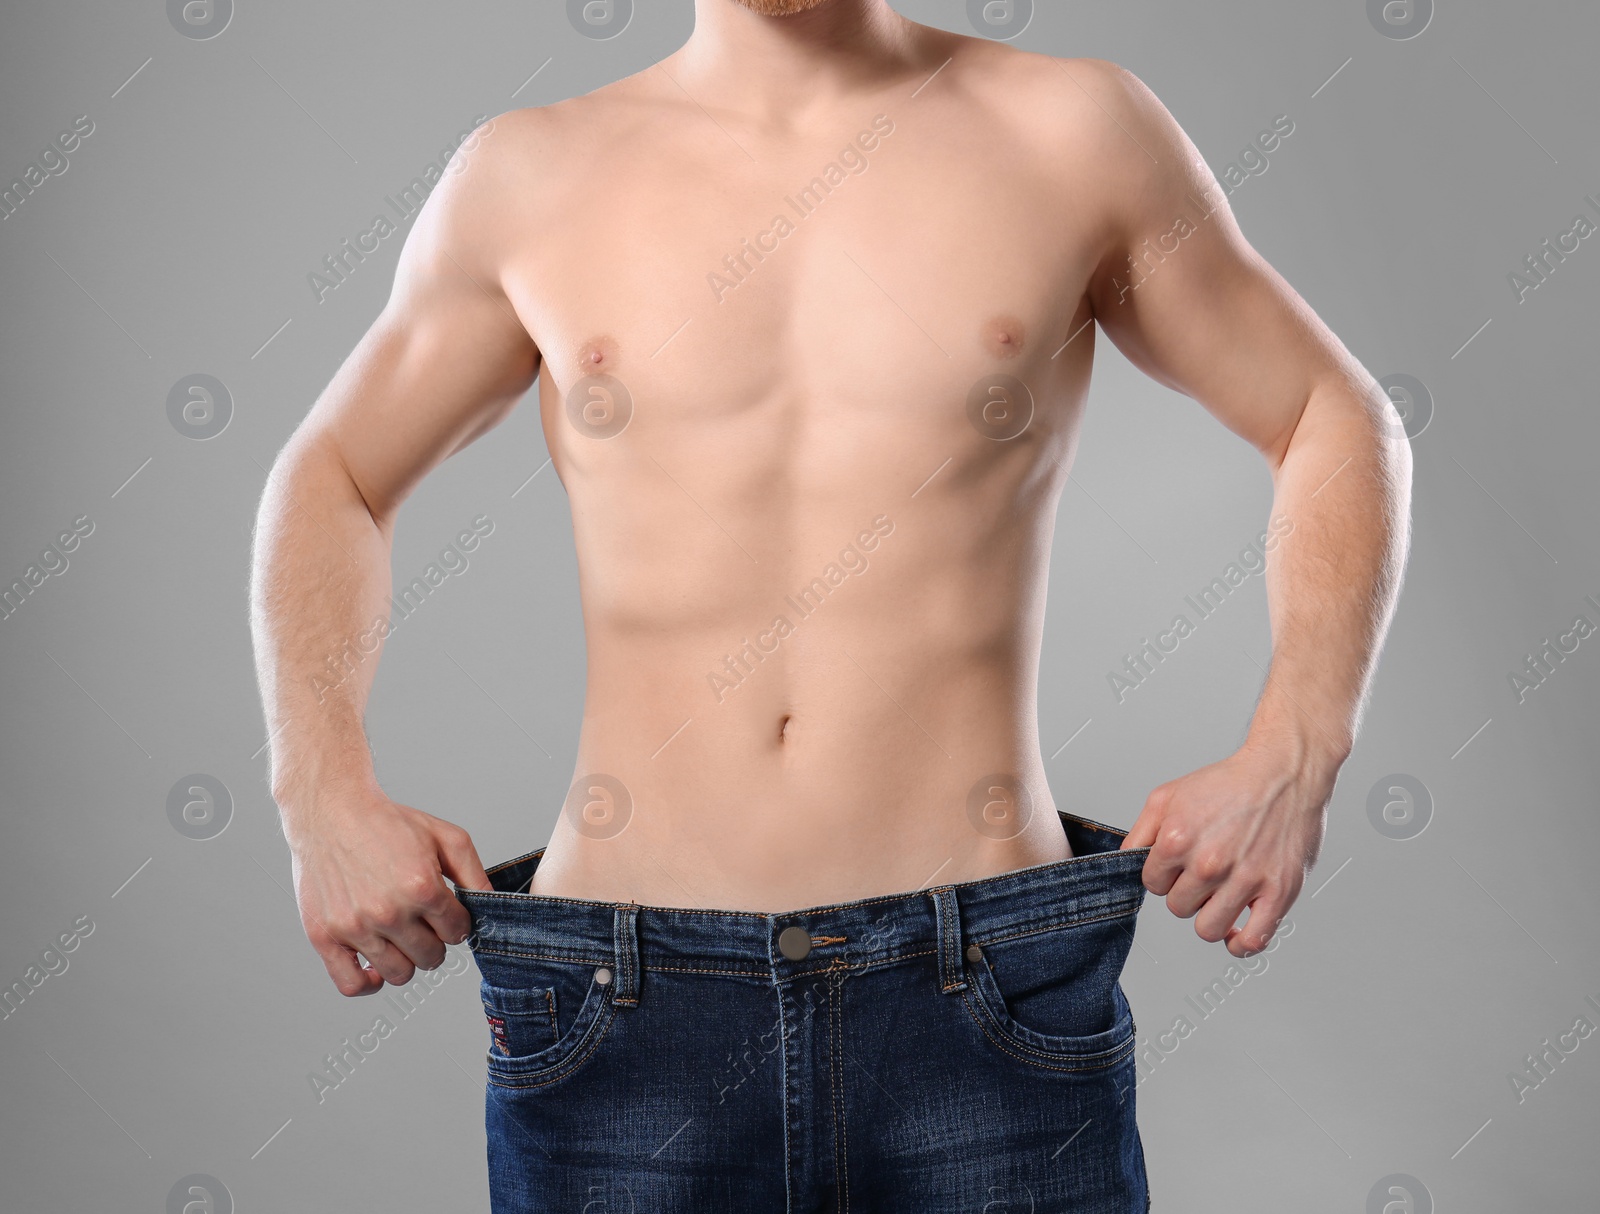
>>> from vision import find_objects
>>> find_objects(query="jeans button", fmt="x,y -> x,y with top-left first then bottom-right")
965,944 -> 982,963
778,926 -> 812,960
594,966 -> 613,986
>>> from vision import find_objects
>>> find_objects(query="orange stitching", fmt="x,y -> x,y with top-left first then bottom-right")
475,912 -> 1138,984
777,984 -> 795,1203
839,968 -> 850,1213
959,988 -> 1136,1072
487,1003 -> 617,1089
838,966 -> 851,1209
473,912 -> 1142,980
810,935 -> 847,945
969,905 -> 1143,949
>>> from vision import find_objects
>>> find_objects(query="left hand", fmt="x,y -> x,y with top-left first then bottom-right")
1119,742 -> 1336,957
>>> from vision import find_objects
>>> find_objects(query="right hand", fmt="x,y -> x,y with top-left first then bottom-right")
286,793 -> 493,996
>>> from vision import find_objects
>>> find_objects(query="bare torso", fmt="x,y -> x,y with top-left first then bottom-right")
259,5 -> 1380,996
494,35 -> 1127,909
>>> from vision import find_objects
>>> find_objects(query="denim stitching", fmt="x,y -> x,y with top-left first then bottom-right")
777,983 -> 794,1211
968,954 -> 1139,1060
474,911 -> 1136,983
970,904 -> 1143,948
471,907 -> 1139,970
959,986 -> 1137,1072
613,903 -> 639,1007
486,1001 -> 617,1089
838,959 -> 851,1214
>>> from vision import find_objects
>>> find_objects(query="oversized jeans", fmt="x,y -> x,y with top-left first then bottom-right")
458,811 -> 1152,1212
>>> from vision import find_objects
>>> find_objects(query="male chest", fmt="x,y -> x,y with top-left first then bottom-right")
505,109 -> 1103,450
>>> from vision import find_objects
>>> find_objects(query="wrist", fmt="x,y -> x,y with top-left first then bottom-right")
1241,723 -> 1349,785
273,771 -> 387,848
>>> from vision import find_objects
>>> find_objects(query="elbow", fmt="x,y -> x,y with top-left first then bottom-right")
1259,387 -> 1315,474
265,431 -> 395,537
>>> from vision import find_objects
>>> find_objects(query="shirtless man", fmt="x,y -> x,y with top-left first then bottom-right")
250,1 -> 1411,1208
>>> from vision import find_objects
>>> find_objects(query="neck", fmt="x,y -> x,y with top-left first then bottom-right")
673,0 -> 923,122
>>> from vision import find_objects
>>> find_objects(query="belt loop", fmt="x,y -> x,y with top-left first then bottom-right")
612,902 -> 640,1007
929,887 -> 968,994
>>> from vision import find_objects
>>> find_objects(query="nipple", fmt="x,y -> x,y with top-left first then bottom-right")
980,315 -> 1026,361
577,335 -> 618,375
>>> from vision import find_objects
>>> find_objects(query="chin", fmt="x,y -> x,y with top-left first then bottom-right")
730,0 -> 835,15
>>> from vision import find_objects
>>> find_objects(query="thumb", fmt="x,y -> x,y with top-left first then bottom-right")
1122,782 -> 1177,850
1120,803 -> 1163,850
433,822 -> 494,892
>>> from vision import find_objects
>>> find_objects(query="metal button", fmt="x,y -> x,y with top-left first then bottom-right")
965,944 -> 983,964
778,926 -> 812,960
594,966 -> 613,986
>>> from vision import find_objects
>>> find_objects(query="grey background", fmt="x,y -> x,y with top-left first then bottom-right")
2,1 -> 1595,1210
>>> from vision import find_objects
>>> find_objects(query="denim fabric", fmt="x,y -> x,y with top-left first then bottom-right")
457,811 -> 1152,1213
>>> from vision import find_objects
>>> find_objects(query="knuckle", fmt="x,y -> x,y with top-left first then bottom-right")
399,871 -> 438,903
1159,824 -> 1190,853
323,914 -> 362,942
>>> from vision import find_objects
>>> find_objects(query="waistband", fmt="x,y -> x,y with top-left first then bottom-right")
457,811 -> 1150,984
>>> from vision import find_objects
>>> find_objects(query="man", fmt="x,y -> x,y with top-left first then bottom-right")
250,0 -> 1411,1208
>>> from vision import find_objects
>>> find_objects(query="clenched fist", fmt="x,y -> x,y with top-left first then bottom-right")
286,792 -> 493,995
1121,741 -> 1336,957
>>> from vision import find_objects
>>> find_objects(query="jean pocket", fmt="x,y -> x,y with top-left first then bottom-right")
963,913 -> 1139,1071
476,960 -> 616,1089
481,981 -> 559,1060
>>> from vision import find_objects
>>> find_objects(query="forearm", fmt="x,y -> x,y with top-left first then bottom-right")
1248,375 -> 1413,772
250,437 -> 396,843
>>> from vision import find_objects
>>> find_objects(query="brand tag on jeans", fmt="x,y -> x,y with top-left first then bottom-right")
485,1012 -> 510,1055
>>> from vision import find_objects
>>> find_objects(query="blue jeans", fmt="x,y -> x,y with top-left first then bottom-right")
457,811 -> 1152,1212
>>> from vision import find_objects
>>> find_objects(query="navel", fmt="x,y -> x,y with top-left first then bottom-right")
980,314 -> 1027,361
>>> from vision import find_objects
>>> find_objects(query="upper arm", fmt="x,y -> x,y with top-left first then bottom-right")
1076,62 -> 1364,466
292,113 -> 542,526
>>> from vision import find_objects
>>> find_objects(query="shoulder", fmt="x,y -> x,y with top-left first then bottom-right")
979,52 -> 1221,242
492,67 -> 673,154
939,46 -> 1135,107
451,71 -> 677,201
964,50 -> 1180,161
930,46 -> 1193,197
394,98 -> 597,281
